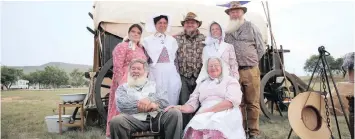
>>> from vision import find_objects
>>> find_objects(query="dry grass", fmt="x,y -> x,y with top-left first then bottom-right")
1,89 -> 106,139
1,88 -> 351,139
259,116 -> 350,139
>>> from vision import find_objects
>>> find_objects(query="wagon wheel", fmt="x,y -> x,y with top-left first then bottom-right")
94,58 -> 113,124
260,69 -> 300,120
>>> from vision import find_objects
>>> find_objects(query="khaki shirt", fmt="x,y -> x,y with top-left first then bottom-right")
225,21 -> 265,67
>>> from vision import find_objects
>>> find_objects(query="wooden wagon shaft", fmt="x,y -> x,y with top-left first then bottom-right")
93,37 -> 101,72
86,27 -> 95,35
88,12 -> 93,19
84,72 -> 97,108
290,74 -> 312,92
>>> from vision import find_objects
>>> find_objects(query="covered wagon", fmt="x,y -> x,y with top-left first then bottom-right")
84,1 -> 306,126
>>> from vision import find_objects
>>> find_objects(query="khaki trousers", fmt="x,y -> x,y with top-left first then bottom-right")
239,66 -> 261,136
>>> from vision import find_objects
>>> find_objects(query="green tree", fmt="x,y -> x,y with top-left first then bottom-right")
41,66 -> 69,88
304,54 -> 341,75
23,70 -> 45,88
22,74 -> 34,86
33,70 -> 44,87
69,69 -> 85,88
1,66 -> 24,88
332,58 -> 344,75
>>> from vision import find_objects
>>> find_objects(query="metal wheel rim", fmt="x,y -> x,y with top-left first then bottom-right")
94,58 -> 113,124
260,70 -> 300,120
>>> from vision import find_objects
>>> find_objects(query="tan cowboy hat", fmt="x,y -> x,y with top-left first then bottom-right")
225,1 -> 247,15
181,12 -> 202,27
288,91 -> 332,139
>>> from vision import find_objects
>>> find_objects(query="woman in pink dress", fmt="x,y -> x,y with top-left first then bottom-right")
165,57 -> 245,139
106,24 -> 148,138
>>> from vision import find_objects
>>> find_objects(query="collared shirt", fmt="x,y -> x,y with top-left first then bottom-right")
174,30 -> 206,78
143,33 -> 178,66
224,21 -> 266,67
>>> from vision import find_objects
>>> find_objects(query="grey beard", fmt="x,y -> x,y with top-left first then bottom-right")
127,73 -> 148,87
225,19 -> 245,33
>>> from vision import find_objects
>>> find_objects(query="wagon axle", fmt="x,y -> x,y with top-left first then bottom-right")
264,86 -> 291,112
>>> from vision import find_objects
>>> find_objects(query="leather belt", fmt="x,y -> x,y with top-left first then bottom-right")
239,66 -> 254,70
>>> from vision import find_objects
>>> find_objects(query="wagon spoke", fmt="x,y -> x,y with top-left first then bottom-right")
260,70 -> 301,120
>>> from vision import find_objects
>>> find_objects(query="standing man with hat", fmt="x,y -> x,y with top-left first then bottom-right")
174,12 -> 206,128
224,1 -> 265,139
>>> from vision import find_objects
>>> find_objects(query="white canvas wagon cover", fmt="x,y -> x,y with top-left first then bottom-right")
92,1 -> 269,43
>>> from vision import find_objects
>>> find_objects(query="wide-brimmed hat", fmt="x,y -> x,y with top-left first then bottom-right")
288,91 -> 331,139
181,12 -> 202,27
225,1 -> 247,15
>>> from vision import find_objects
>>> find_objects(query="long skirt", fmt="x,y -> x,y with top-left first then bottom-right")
106,68 -> 129,137
148,63 -> 181,105
183,100 -> 246,139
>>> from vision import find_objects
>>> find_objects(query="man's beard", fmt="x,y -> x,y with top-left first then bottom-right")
225,18 -> 245,33
127,73 -> 148,87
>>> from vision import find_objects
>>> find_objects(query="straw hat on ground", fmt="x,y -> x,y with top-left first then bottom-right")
288,91 -> 331,139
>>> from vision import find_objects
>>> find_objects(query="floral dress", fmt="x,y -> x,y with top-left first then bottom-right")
106,41 -> 148,137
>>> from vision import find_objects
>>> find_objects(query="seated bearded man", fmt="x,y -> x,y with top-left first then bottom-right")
109,59 -> 183,139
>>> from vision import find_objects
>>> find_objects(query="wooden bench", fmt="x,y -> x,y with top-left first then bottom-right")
131,131 -> 161,139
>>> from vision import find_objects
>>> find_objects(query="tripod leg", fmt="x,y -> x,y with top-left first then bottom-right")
305,55 -> 322,91
287,129 -> 293,139
323,56 -> 351,134
321,57 -> 346,139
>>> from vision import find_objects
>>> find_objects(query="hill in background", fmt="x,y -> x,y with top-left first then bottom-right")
11,62 -> 92,74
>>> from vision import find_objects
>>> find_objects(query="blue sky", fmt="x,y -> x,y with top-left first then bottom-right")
1,1 -> 93,66
1,1 -> 354,76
